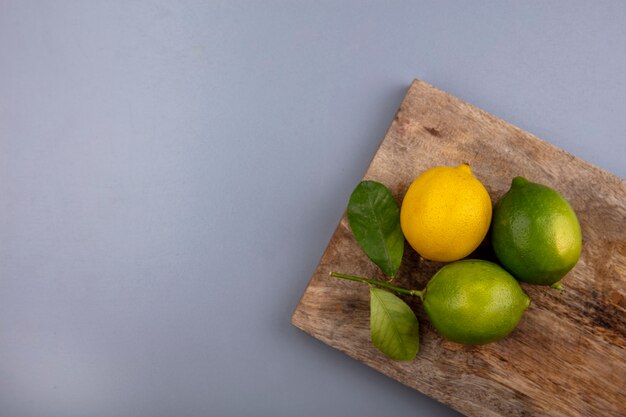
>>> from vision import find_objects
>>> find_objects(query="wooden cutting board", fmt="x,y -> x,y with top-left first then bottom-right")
291,80 -> 626,417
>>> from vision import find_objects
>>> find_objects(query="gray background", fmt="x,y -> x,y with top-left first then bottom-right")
1,1 -> 624,416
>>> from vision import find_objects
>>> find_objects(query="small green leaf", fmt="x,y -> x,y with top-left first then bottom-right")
347,181 -> 404,278
370,287 -> 419,361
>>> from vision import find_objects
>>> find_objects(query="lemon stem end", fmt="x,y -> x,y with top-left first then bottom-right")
512,176 -> 529,188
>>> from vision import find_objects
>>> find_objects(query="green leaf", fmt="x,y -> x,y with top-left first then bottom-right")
370,287 -> 419,361
347,181 -> 404,278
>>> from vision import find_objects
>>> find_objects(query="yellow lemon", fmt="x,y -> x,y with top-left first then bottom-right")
400,164 -> 492,262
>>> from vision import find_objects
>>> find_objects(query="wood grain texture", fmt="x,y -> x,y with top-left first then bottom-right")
291,80 -> 626,417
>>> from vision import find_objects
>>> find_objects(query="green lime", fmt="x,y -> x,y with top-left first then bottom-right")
491,177 -> 582,286
423,260 -> 530,345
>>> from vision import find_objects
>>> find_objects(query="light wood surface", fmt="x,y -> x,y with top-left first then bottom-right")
292,80 -> 626,417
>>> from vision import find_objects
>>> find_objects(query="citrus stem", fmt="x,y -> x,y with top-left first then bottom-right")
329,272 -> 424,300
550,282 -> 564,290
